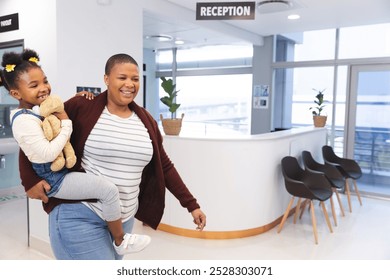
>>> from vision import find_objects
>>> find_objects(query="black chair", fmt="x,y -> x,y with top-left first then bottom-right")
278,156 -> 334,244
322,145 -> 363,212
302,150 -> 346,225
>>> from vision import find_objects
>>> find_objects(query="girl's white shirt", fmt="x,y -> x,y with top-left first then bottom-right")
10,108 -> 72,164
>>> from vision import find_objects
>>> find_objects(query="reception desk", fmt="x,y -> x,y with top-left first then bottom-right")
158,127 -> 328,239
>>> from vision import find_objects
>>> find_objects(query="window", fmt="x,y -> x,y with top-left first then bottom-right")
290,67 -> 334,126
157,44 -> 253,135
339,23 -> 390,59
276,29 -> 336,62
273,24 -> 390,198
160,74 -> 252,135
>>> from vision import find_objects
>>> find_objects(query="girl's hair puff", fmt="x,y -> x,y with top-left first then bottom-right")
0,49 -> 41,91
22,49 -> 40,63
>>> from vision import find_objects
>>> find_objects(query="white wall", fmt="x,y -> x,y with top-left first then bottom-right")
0,0 -> 144,102
56,0 -> 143,104
0,0 -> 58,91
0,0 -> 143,247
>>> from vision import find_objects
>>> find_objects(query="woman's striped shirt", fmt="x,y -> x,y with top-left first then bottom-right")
81,107 -> 153,222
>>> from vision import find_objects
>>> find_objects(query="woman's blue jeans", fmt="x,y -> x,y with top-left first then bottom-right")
49,203 -> 134,260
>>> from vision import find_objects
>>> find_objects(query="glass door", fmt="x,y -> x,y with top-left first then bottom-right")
0,41 -> 23,104
347,64 -> 390,197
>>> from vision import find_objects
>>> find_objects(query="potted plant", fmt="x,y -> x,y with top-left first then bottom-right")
159,77 -> 184,135
310,88 -> 327,127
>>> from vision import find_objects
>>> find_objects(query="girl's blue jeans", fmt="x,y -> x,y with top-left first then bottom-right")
49,202 -> 134,260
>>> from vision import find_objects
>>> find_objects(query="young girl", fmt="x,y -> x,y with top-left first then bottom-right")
0,49 -> 150,255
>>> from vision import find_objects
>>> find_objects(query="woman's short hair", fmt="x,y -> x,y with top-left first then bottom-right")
105,53 -> 138,75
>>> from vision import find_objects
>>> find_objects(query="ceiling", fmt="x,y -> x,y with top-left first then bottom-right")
143,0 -> 390,50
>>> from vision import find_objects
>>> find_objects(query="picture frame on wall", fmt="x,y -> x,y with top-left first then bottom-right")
76,86 -> 101,96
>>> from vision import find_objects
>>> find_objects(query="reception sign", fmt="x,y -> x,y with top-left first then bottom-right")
196,2 -> 255,20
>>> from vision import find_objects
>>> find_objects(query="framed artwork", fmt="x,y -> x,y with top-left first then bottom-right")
76,86 -> 101,96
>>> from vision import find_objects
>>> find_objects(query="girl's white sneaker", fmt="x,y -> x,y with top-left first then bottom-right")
114,233 -> 151,255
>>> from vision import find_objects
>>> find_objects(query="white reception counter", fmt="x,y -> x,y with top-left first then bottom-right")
158,127 -> 328,239
28,126 -> 327,254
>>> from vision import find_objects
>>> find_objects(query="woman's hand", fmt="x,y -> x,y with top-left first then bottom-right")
26,180 -> 51,203
75,91 -> 95,100
53,110 -> 69,120
191,208 -> 206,231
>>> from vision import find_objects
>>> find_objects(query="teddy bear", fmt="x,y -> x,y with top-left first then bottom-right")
39,95 -> 77,172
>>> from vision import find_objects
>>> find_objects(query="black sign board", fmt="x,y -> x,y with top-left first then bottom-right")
196,2 -> 255,20
0,13 -> 19,33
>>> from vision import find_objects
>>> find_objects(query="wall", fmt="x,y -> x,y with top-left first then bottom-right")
56,0 -> 143,104
251,36 -> 274,134
0,0 -> 58,88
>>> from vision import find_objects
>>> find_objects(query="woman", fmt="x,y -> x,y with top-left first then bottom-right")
18,53 -> 206,260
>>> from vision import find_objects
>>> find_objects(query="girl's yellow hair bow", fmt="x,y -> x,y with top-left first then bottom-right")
29,57 -> 39,63
5,64 -> 16,72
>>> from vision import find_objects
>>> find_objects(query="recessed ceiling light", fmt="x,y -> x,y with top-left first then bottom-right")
288,14 -> 300,20
257,0 -> 292,13
145,35 -> 173,42
175,40 -> 185,45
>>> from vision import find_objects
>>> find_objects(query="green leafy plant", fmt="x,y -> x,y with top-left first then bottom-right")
310,88 -> 326,116
160,77 -> 181,119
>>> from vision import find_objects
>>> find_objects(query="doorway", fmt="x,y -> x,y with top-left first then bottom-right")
0,40 -> 23,105
0,40 -> 28,247
346,64 -> 390,197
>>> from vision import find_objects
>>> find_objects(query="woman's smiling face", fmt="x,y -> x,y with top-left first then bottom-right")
104,62 -> 140,107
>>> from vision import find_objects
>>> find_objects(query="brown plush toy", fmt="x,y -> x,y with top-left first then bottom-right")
39,95 -> 77,172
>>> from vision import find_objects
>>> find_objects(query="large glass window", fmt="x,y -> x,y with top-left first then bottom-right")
156,50 -> 172,71
290,67 -> 334,126
291,66 -> 347,129
274,23 -> 390,198
339,23 -> 390,59
157,44 -> 253,135
276,29 -> 336,62
157,44 -> 253,71
159,74 -> 252,135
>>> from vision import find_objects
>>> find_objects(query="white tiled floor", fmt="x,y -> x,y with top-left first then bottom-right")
1,187 -> 390,260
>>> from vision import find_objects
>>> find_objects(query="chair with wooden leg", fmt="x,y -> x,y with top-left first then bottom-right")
322,145 -> 363,213
278,156 -> 334,244
302,150 -> 346,226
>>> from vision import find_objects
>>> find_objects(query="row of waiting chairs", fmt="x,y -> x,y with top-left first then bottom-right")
277,145 -> 363,244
